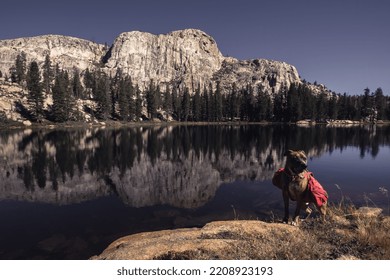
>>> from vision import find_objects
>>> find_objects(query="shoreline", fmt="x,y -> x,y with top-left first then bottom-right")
91,206 -> 390,260
1,119 -> 390,131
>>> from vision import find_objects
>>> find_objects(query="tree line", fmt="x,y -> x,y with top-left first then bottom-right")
6,53 -> 390,123
10,124 -> 390,191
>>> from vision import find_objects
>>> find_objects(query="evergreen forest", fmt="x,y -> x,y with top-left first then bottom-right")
5,54 -> 390,124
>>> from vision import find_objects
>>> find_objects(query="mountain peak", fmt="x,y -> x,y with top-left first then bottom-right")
0,29 -> 305,93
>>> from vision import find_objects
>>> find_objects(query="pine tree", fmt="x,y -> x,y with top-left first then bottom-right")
83,68 -> 95,98
146,80 -> 157,119
94,72 -> 111,120
273,92 -> 284,121
118,77 -> 129,121
27,61 -> 44,121
327,94 -> 339,120
337,93 -> 346,119
257,85 -> 270,121
62,71 -> 77,120
110,81 -> 117,119
316,93 -> 328,121
52,70 -> 68,122
84,68 -> 93,88
374,87 -> 386,120
52,71 -> 65,122
52,70 -> 76,122
240,86 -> 249,121
246,84 -> 256,121
361,88 -> 373,121
228,83 -> 240,121
300,84 -> 316,120
192,85 -> 201,121
214,82 -> 223,121
135,84 -> 143,120
42,54 -> 54,94
117,76 -> 134,121
181,87 -> 190,121
72,68 -> 84,99
208,83 -> 215,121
201,84 -> 209,121
352,95 -> 363,120
162,86 -> 172,115
286,83 -> 302,122
155,85 -> 162,112
221,94 -> 229,120
172,86 -> 181,121
15,52 -> 27,85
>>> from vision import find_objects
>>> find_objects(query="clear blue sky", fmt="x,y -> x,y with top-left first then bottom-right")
1,0 -> 389,95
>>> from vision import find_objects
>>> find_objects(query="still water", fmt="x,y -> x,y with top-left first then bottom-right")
0,124 -> 389,259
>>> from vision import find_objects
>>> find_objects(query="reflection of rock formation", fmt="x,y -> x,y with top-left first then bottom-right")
215,147 -> 279,182
2,125 -> 387,208
0,173 -> 111,205
0,129 -> 110,204
0,127 -> 284,208
111,151 -> 220,208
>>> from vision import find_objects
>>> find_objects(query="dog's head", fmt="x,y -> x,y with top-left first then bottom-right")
284,150 -> 308,174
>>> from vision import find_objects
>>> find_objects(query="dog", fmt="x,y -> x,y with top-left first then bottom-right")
272,150 -> 328,225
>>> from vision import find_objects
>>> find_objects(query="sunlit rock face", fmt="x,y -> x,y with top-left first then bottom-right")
213,58 -> 300,95
104,28 -> 302,93
0,29 -> 304,95
104,29 -> 224,92
0,35 -> 106,75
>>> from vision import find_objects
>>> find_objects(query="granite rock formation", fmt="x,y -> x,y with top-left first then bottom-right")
0,35 -> 106,75
0,29 -> 307,94
90,220 -> 299,260
104,29 -> 224,92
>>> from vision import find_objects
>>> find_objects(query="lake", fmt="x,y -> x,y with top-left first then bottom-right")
0,124 -> 389,259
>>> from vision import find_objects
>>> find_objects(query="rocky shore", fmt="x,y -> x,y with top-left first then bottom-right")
91,207 -> 389,260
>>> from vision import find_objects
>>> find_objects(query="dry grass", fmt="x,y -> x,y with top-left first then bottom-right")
155,204 -> 390,260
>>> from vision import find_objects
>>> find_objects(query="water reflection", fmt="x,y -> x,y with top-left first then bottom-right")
1,125 -> 390,208
1,124 -> 390,259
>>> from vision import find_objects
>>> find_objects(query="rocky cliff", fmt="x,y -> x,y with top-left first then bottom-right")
104,29 -> 224,92
0,29 -> 304,94
0,35 -> 106,75
213,57 -> 300,95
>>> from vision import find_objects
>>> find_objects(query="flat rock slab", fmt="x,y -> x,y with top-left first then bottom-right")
91,220 -> 297,260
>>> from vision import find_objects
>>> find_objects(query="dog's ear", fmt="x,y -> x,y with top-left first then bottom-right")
284,150 -> 293,156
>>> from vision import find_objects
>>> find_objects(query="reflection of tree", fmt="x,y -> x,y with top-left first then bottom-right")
116,129 -> 136,178
48,158 -> 59,191
31,132 -> 47,189
147,128 -> 158,165
6,124 -> 390,195
53,131 -> 76,182
88,130 -> 115,176
22,164 -> 34,191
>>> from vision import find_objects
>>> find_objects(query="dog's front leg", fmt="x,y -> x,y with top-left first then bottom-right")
282,189 -> 290,223
292,200 -> 304,226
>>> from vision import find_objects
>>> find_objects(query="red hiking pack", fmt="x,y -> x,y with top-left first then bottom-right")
272,168 -> 328,207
